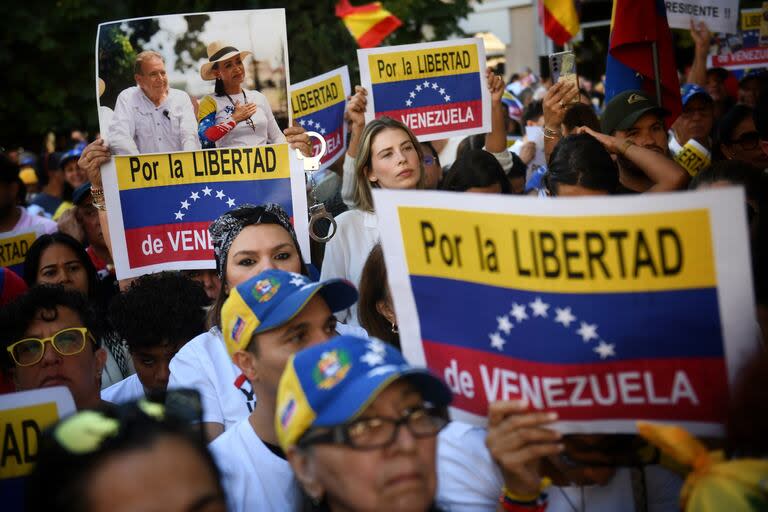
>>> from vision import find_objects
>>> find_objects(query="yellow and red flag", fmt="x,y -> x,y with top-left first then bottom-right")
335,0 -> 402,48
541,0 -> 580,46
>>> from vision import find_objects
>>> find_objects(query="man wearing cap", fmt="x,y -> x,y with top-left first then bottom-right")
599,90 -> 689,193
670,84 -> 714,156
208,268 -> 358,512
108,50 -> 201,155
28,152 -> 71,219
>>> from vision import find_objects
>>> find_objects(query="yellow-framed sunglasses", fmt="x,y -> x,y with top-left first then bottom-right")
6,327 -> 96,367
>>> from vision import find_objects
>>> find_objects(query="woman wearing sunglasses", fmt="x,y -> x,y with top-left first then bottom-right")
718,104 -> 768,170
276,335 -> 452,512
1,285 -> 107,410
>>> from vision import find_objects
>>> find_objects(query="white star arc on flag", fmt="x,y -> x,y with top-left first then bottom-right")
405,81 -> 452,107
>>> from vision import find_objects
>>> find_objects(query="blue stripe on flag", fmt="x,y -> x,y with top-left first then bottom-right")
411,275 -> 723,363
119,179 -> 292,229
372,73 -> 482,112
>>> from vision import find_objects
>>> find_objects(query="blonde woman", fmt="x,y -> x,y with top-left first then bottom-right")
320,116 -> 425,325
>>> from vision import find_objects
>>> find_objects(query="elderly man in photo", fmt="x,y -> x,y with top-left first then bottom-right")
108,51 -> 201,155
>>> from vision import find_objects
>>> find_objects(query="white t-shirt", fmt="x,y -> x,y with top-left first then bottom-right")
436,421 -> 682,512
7,206 -> 58,236
319,209 -> 379,325
167,324 -> 367,432
197,89 -> 286,149
168,327 -> 256,430
209,417 -> 299,512
101,373 -> 145,403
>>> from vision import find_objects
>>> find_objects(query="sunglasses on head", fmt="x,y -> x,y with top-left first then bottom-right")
7,327 -> 96,367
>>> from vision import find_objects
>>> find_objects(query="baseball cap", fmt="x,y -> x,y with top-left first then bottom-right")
58,147 -> 82,169
601,90 -> 669,134
706,67 -> 730,82
72,182 -> 92,205
680,83 -> 712,107
221,269 -> 358,357
18,166 -> 38,186
275,335 -> 452,451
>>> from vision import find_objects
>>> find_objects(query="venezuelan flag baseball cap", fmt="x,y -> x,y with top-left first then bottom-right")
222,269 -> 358,358
275,335 -> 452,451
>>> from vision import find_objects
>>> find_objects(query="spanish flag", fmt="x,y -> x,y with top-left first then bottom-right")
541,0 -> 580,46
335,0 -> 402,48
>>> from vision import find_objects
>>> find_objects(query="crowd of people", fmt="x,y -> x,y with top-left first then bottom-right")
2,20 -> 768,512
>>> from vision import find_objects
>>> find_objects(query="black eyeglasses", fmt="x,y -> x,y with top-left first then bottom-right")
730,131 -> 760,150
298,405 -> 448,450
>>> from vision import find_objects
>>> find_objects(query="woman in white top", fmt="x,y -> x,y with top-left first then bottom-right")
197,40 -> 286,148
320,115 -> 425,325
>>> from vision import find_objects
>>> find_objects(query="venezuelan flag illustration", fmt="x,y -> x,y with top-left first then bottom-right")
398,205 -> 729,432
113,145 -> 293,268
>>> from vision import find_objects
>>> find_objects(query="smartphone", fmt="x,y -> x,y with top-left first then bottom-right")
549,50 -> 580,103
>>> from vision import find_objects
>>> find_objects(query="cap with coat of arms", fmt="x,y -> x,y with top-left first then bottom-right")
221,269 -> 358,358
601,89 -> 669,135
275,335 -> 452,452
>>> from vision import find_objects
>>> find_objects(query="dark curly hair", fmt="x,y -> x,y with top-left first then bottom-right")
26,397 -> 224,512
108,272 -> 209,352
0,284 -> 103,371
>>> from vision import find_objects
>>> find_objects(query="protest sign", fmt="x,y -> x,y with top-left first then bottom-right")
97,10 -> 290,155
707,7 -> 768,73
102,145 -> 309,280
290,66 -> 351,173
1,387 -> 76,511
673,139 -> 711,176
358,38 -> 491,142
665,0 -> 739,35
0,231 -> 37,276
375,188 -> 758,436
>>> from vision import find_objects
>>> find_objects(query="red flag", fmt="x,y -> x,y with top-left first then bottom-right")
541,0 -> 580,46
335,0 -> 402,48
607,0 -> 681,123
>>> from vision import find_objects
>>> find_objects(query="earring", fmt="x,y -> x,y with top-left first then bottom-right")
391,322 -> 399,334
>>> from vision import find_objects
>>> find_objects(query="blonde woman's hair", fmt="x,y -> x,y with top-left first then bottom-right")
351,117 -> 425,212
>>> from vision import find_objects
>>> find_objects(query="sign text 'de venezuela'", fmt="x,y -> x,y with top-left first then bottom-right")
358,39 -> 490,142
375,189 -> 758,436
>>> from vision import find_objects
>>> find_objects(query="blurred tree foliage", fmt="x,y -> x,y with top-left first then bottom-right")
0,0 -> 470,151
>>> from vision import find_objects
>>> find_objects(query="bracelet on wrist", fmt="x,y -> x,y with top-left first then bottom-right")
498,478 -> 551,510
543,126 -> 562,140
90,187 -> 106,211
617,139 -> 635,156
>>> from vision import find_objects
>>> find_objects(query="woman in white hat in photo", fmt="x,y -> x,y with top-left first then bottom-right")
197,40 -> 287,149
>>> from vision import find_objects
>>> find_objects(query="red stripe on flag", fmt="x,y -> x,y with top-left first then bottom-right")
423,341 -> 728,424
356,15 -> 403,48
335,0 -> 382,16
126,222 -> 213,267
543,8 -> 575,46
378,100 -> 483,137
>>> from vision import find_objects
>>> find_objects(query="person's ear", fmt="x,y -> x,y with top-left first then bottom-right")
366,165 -> 377,183
287,447 -> 325,503
375,298 -> 396,325
95,347 -> 107,386
720,143 -> 735,159
760,139 -> 768,158
232,348 -> 259,382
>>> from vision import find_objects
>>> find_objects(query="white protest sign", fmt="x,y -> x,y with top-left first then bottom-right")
665,0 -> 739,35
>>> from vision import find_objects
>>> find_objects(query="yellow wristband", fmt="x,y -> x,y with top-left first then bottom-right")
502,477 -> 552,502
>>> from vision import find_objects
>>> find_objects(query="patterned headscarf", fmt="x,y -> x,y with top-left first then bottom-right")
208,203 -> 299,279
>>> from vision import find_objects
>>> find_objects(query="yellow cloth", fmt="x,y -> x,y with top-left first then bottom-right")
637,422 -> 768,511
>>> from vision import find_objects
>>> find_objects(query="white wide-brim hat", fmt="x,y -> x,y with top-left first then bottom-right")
200,40 -> 252,81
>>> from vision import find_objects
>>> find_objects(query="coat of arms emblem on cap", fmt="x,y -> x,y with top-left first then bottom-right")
313,349 -> 351,390
627,93 -> 645,104
252,277 -> 281,303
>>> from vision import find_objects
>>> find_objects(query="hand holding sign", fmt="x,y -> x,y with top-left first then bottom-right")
78,138 -> 111,189
486,400 -> 562,498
